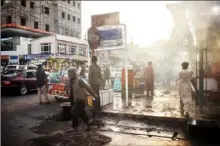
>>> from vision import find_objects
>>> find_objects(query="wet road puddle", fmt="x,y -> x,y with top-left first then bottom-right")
103,86 -> 184,119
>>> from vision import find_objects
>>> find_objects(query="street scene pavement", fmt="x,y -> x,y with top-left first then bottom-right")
2,91 -> 192,146
2,1 -> 220,146
104,85 -> 184,119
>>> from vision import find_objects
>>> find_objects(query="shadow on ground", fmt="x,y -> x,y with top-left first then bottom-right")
1,90 -> 37,97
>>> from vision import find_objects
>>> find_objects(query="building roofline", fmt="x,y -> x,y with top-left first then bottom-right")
1,23 -> 54,35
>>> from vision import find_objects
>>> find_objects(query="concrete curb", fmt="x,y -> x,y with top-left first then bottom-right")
100,111 -> 187,124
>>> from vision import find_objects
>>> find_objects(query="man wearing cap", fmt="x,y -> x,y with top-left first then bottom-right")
68,67 -> 97,130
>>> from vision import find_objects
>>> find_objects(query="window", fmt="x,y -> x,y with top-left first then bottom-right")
26,71 -> 36,78
41,43 -> 51,54
57,44 -> 67,55
28,44 -> 31,54
6,15 -> 12,23
77,18 -> 80,23
62,12 -> 65,18
20,17 -> 26,26
77,2 -> 80,8
67,14 -> 70,20
67,0 -> 70,4
78,46 -> 86,56
72,16 -> 75,22
30,1 -> 34,9
34,21 -> 38,29
21,0 -> 26,7
73,1 -> 75,6
69,45 -> 77,54
1,38 -> 13,51
45,24 -> 49,31
44,7 -> 49,14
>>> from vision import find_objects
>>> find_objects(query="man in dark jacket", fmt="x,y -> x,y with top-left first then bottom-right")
36,64 -> 50,104
89,56 -> 101,111
68,67 -> 97,130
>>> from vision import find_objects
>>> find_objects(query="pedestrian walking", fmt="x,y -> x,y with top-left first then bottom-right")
77,61 -> 86,78
179,62 -> 194,117
144,61 -> 155,97
104,66 -> 111,84
89,56 -> 102,111
36,64 -> 50,104
68,67 -> 97,131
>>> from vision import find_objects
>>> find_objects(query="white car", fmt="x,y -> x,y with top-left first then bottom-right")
5,65 -> 37,70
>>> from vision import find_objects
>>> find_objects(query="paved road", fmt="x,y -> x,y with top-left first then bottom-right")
1,91 -> 56,112
1,92 -> 60,146
2,91 -> 193,146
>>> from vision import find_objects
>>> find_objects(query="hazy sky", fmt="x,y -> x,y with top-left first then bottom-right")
81,1 -> 176,46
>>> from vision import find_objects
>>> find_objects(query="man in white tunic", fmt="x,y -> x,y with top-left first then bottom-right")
179,62 -> 195,117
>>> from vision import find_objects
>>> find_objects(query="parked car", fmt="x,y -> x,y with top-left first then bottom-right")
1,69 -> 38,95
5,65 -> 37,70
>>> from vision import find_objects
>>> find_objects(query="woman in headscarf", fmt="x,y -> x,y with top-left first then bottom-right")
179,62 -> 194,117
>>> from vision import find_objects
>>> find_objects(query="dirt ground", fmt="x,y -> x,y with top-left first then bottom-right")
0,88 -> 194,146
27,119 -> 191,146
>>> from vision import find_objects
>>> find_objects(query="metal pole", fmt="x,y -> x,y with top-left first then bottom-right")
87,46 -> 91,67
199,49 -> 204,106
205,48 -> 208,105
195,48 -> 198,103
122,24 -> 129,107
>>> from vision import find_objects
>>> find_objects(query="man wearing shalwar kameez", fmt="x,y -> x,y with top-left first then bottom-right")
179,62 -> 195,117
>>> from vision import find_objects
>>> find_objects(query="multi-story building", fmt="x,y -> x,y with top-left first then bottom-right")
1,0 -> 82,65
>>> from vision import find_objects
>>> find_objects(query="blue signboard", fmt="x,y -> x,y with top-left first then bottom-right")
24,54 -> 54,60
98,28 -> 122,40
97,25 -> 124,49
10,56 -> 18,60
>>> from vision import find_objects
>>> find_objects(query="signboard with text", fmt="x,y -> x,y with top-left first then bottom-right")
91,12 -> 120,27
96,25 -> 125,50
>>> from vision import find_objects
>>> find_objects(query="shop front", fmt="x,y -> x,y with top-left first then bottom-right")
1,55 -> 9,67
9,55 -> 19,65
23,54 -> 54,67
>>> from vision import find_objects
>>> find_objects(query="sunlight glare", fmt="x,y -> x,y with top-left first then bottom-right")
82,1 -> 174,46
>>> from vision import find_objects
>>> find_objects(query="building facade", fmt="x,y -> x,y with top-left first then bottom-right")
29,34 -> 88,62
1,0 -> 81,38
1,0 -> 82,65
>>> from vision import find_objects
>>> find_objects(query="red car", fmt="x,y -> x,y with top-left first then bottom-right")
1,69 -> 38,95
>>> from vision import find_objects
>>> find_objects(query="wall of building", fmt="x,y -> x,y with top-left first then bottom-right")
31,35 -> 56,54
1,0 -> 81,38
31,34 -> 88,57
1,1 -> 55,32
54,1 -> 81,38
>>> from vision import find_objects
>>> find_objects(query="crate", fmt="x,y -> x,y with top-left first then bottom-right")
100,89 -> 113,106
113,93 -> 123,110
